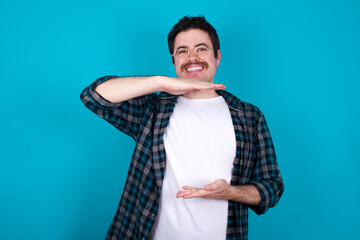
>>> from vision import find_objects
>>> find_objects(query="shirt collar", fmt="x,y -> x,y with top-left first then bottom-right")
158,90 -> 244,111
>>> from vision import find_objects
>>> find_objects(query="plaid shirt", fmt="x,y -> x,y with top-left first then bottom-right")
80,76 -> 284,240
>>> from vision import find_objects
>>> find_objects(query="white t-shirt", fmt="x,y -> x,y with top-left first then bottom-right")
151,95 -> 236,240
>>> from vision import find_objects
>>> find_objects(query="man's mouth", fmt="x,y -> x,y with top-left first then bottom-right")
181,61 -> 209,72
186,66 -> 203,72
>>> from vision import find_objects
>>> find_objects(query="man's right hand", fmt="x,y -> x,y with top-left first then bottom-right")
160,77 -> 226,96
95,76 -> 226,103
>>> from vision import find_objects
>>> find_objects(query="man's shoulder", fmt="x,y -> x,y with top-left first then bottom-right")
156,90 -> 263,118
158,91 -> 178,101
217,90 -> 262,116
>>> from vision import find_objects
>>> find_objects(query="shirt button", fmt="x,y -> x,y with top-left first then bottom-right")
151,213 -> 155,217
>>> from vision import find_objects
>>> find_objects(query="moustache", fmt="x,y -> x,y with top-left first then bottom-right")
180,61 -> 209,72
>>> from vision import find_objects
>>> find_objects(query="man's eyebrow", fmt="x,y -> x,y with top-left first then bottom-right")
195,43 -> 210,48
176,43 -> 210,51
176,45 -> 188,50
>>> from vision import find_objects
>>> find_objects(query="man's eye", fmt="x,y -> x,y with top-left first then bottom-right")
197,47 -> 208,52
178,49 -> 188,54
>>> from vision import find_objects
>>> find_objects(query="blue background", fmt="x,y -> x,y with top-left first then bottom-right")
1,0 -> 359,239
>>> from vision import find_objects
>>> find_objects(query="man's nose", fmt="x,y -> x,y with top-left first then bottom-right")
188,49 -> 198,61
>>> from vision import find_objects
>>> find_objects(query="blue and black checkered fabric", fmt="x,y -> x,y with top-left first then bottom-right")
80,76 -> 284,240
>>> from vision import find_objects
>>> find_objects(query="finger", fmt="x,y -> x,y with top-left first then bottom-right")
188,86 -> 214,93
177,189 -> 194,197
176,190 -> 186,198
204,183 -> 217,191
192,85 -> 218,90
191,85 -> 224,92
195,84 -> 226,91
183,190 -> 209,199
177,186 -> 200,198
214,84 -> 226,89
200,83 -> 225,88
177,189 -> 202,198
182,186 -> 200,190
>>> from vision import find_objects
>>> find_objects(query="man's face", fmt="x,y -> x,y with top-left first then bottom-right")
172,28 -> 221,83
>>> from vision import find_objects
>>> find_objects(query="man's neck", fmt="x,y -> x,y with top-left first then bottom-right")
182,89 -> 219,99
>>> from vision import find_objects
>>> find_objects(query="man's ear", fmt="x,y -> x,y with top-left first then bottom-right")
171,55 -> 175,66
216,49 -> 221,66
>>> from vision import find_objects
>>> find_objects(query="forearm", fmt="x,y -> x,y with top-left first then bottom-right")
177,179 -> 262,206
228,185 -> 261,206
95,76 -> 167,103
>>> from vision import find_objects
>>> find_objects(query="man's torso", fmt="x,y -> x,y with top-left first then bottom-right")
152,95 -> 236,240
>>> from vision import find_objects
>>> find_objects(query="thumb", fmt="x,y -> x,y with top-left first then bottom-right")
205,183 -> 216,191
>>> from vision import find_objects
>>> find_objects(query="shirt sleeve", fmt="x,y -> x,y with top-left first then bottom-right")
248,112 -> 284,215
80,75 -> 157,140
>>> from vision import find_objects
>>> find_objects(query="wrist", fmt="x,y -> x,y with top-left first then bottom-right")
151,76 -> 170,92
223,185 -> 235,201
227,185 -> 244,202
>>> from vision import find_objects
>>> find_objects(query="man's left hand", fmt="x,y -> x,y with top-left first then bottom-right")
176,179 -> 232,200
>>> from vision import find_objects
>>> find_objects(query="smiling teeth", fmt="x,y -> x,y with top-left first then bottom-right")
187,67 -> 203,72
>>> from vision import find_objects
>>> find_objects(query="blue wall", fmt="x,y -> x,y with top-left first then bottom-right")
1,0 -> 359,239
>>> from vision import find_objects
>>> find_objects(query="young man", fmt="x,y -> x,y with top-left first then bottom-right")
81,16 -> 284,240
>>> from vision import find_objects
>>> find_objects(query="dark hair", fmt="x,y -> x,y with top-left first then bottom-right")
167,15 -> 220,58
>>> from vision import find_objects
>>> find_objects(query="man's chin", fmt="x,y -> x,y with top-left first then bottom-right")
177,73 -> 212,83
192,76 -> 212,83
183,73 -> 206,81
